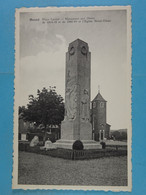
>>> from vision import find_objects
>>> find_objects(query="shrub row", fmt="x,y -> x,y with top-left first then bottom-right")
19,142 -> 127,160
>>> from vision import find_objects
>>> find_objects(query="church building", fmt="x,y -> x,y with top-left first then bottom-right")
91,89 -> 110,141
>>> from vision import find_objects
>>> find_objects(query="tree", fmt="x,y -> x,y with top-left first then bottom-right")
21,87 -> 65,141
19,106 -> 26,115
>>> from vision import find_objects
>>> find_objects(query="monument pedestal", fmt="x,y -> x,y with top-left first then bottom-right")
54,139 -> 102,150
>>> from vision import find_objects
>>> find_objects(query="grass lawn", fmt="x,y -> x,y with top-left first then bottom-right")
18,151 -> 127,186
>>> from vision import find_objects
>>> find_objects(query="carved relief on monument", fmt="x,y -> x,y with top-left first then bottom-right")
81,89 -> 90,122
66,85 -> 77,120
65,69 -> 77,120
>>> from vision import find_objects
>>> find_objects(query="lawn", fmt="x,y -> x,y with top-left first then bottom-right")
18,151 -> 127,186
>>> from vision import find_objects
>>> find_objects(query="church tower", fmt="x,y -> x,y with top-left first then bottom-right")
91,89 -> 110,141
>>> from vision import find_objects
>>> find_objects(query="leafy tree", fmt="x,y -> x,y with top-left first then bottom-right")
111,130 -> 127,141
21,87 -> 65,141
19,106 -> 26,115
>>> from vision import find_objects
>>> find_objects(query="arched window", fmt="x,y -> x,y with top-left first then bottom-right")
93,102 -> 96,108
100,102 -> 104,108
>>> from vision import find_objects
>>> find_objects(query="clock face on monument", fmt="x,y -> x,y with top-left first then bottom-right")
69,47 -> 75,55
81,46 -> 87,55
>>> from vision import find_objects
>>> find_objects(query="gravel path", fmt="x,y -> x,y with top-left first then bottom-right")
18,151 -> 127,186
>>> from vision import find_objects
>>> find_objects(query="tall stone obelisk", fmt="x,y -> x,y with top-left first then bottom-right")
55,39 -> 101,149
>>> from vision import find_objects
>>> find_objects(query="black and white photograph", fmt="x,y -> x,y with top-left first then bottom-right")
13,6 -> 132,191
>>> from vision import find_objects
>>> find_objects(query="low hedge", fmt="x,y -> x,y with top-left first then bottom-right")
19,142 -> 127,160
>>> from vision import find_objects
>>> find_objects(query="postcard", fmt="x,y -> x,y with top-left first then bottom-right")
13,6 -> 132,191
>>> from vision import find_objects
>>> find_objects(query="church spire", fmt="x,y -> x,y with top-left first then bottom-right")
92,86 -> 106,102
98,85 -> 100,93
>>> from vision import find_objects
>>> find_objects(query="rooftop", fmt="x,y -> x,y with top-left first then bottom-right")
92,92 -> 106,102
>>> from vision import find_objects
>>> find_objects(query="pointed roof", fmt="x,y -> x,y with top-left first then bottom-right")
69,39 -> 88,47
92,92 -> 106,102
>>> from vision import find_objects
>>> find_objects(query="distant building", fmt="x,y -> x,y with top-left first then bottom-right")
19,118 -> 29,141
19,117 -> 61,142
91,90 -> 110,141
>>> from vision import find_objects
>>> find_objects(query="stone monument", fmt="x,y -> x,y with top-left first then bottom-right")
54,39 -> 101,149
30,136 -> 39,147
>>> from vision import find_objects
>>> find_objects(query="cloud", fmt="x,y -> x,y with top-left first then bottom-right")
19,36 -> 67,106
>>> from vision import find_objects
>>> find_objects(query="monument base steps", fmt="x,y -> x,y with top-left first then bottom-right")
53,139 -> 102,150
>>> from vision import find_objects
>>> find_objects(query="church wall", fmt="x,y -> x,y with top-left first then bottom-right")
91,100 -> 107,141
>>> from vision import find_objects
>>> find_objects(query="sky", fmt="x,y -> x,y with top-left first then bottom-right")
19,9 -> 131,129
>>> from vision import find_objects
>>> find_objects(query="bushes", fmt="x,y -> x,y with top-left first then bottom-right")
19,142 -> 29,151
73,140 -> 84,150
19,141 -> 127,160
46,134 -> 56,143
100,142 -> 106,149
